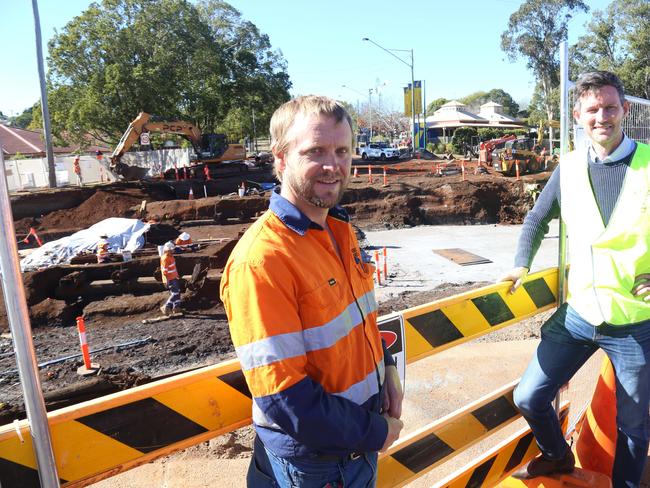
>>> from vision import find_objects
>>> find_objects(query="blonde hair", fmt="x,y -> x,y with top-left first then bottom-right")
270,95 -> 353,181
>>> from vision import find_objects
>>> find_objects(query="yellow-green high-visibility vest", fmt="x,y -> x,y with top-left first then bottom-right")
560,142 -> 650,326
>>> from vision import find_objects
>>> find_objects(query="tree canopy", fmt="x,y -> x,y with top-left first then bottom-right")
571,0 -> 650,99
501,0 -> 588,131
46,0 -> 291,146
459,89 -> 519,116
426,97 -> 449,114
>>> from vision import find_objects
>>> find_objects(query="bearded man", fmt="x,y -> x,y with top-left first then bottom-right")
220,95 -> 403,487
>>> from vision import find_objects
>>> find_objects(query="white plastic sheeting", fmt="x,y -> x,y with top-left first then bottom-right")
20,218 -> 150,272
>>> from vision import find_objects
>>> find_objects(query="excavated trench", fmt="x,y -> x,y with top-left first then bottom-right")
0,166 -> 549,424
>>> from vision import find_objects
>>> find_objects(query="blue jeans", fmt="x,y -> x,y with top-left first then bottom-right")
247,435 -> 378,487
165,278 -> 181,309
513,303 -> 650,488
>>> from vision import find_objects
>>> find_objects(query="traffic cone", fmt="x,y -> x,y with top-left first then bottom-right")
188,187 -> 194,200
574,356 -> 617,478
368,165 -> 373,184
382,166 -> 388,187
353,166 -> 358,178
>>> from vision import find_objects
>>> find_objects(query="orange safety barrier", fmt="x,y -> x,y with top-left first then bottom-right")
22,227 -> 43,247
575,356 -> 617,478
76,317 -> 99,375
374,249 -> 381,285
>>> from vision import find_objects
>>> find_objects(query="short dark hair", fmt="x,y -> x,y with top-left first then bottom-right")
574,71 -> 626,109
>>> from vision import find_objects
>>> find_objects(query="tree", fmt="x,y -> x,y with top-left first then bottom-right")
426,97 -> 448,114
501,0 -> 588,141
451,127 -> 477,154
460,89 -> 520,116
571,0 -> 650,99
46,0 -> 290,147
10,106 -> 36,129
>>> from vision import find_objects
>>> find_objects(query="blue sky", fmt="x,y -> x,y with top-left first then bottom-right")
1,0 -> 612,117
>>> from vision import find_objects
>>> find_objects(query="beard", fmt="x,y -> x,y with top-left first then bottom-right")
284,169 -> 349,209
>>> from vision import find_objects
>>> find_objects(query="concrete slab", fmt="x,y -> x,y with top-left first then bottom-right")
365,221 -> 560,302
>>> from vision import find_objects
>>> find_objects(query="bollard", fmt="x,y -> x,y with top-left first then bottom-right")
203,185 -> 208,198
353,166 -> 358,178
515,161 -> 520,180
204,165 -> 211,181
382,166 -> 388,187
188,187 -> 194,200
374,250 -> 381,285
461,161 -> 466,181
383,247 -> 387,281
76,317 -> 99,376
368,165 -> 373,184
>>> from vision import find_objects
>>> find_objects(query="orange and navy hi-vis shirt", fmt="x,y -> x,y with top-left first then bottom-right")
96,239 -> 109,258
175,237 -> 192,247
220,189 -> 393,459
161,253 -> 179,281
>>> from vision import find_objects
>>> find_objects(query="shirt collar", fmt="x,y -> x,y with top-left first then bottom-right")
587,134 -> 635,164
269,186 -> 349,236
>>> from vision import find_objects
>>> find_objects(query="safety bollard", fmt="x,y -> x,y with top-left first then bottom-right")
188,187 -> 194,200
382,166 -> 388,187
461,161 -> 466,181
374,250 -> 381,285
368,165 -> 373,184
515,161 -> 520,180
353,166 -> 358,178
383,247 -> 387,281
204,165 -> 211,181
76,317 -> 99,376
203,185 -> 208,198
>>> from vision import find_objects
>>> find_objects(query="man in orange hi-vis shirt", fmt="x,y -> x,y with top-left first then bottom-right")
160,241 -> 181,315
221,96 -> 403,487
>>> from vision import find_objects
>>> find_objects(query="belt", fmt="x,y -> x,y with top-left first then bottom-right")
311,451 -> 364,463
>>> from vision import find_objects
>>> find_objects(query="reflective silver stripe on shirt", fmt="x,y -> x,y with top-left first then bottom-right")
236,290 -> 378,371
251,361 -> 385,428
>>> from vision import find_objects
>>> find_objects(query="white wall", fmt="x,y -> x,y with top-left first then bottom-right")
120,148 -> 191,175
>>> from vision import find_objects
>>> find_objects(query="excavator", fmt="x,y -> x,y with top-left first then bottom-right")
478,135 -> 517,164
109,112 -> 246,180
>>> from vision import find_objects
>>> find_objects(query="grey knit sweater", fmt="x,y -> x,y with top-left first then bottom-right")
514,141 -> 638,269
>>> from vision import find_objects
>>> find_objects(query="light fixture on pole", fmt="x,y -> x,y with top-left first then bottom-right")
362,37 -> 417,150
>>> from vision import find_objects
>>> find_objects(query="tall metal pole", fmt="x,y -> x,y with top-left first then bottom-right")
251,108 -> 257,154
423,80 -> 427,150
31,0 -> 57,189
368,89 -> 373,141
558,40 -> 570,306
411,50 -> 416,151
0,148 -> 60,486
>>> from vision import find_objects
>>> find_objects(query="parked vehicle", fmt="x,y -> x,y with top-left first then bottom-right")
360,142 -> 400,161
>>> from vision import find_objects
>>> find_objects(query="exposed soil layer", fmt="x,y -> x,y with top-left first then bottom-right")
1,162 -> 551,424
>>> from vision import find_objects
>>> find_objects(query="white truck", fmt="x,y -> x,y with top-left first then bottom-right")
359,142 -> 401,161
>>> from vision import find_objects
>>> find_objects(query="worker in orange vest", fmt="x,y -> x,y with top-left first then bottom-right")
73,156 -> 82,187
160,241 -> 182,315
174,231 -> 195,252
96,234 -> 110,263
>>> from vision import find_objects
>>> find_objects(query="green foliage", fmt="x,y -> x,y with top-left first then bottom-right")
451,127 -> 478,153
426,98 -> 448,114
46,0 -> 291,147
571,0 -> 650,99
501,0 -> 588,123
10,106 -> 36,129
460,89 -> 520,116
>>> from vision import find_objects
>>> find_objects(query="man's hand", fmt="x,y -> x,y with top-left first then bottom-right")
633,274 -> 650,302
380,414 -> 404,452
382,365 -> 404,419
498,267 -> 529,294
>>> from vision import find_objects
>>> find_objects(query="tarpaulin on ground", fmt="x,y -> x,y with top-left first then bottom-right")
20,218 -> 150,272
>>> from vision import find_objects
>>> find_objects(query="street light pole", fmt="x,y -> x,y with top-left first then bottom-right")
362,37 -> 417,151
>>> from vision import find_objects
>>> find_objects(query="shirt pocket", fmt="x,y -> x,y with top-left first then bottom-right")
298,278 -> 345,328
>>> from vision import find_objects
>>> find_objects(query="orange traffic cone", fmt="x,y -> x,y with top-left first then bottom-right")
188,187 -> 194,200
353,166 -> 358,178
574,356 -> 617,478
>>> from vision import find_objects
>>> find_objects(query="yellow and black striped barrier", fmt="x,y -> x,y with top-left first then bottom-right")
0,268 -> 559,487
402,267 -> 557,363
433,404 -> 570,488
377,381 -> 522,488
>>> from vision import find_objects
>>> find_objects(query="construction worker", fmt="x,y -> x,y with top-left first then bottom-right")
220,96 -> 403,487
96,234 -> 110,263
73,156 -> 82,186
174,232 -> 195,252
500,71 -> 650,487
160,241 -> 181,315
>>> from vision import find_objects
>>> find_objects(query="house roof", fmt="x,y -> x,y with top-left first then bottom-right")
0,124 -> 72,157
425,99 -> 525,129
